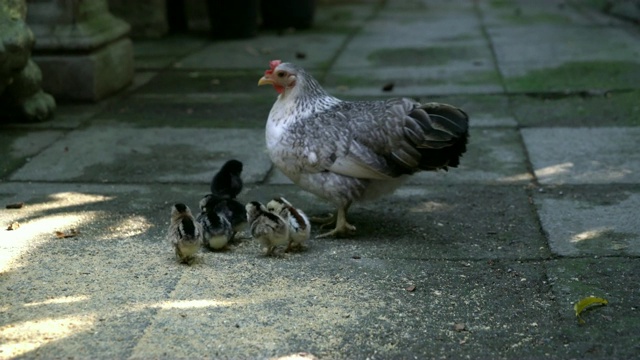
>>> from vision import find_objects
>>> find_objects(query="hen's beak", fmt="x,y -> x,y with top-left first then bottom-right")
258,76 -> 274,86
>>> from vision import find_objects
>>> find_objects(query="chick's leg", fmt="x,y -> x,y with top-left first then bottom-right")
316,204 -> 356,238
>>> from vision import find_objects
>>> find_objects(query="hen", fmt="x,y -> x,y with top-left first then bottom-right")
258,60 -> 469,238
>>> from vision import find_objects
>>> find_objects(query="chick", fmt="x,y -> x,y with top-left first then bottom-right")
168,203 -> 203,264
196,202 -> 233,250
246,201 -> 289,255
199,193 -> 247,240
266,197 -> 311,251
210,159 -> 243,199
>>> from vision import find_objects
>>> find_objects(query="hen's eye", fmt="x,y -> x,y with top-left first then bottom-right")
277,72 -> 285,78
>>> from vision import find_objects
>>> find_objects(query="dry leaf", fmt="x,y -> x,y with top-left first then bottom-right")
55,229 -> 80,239
7,222 -> 20,231
453,323 -> 466,332
574,296 -> 608,324
406,285 -> 416,292
6,202 -> 24,209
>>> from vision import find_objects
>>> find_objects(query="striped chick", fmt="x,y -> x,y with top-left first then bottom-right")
168,203 -> 203,264
266,196 -> 311,251
246,201 -> 289,256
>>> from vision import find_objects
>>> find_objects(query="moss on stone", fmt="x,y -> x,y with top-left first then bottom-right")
367,46 -> 481,66
500,11 -> 570,24
511,90 -> 640,127
506,61 -> 640,92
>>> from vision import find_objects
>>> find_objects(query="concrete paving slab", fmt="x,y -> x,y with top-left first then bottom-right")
0,183 -> 195,359
501,60 -> 640,93
9,126 -> 271,184
132,70 -> 265,96
2,0 -> 639,357
176,34 -> 346,71
0,181 -> 550,359
242,184 -> 549,261
133,35 -> 209,70
310,3 -> 379,34
0,130 -> 65,179
546,257 -> 640,358
488,25 -> 640,68
510,91 -> 640,127
353,5 -> 480,45
480,0 -> 631,27
534,185 -> 640,256
324,65 -> 503,97
92,94 -> 273,129
485,22 -> 640,93
130,257 -> 556,359
522,127 -> 640,185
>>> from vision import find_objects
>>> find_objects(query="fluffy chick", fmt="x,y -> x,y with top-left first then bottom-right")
246,201 -> 289,255
168,203 -> 203,264
266,197 -> 310,251
196,202 -> 233,250
199,193 -> 247,239
210,159 -> 243,199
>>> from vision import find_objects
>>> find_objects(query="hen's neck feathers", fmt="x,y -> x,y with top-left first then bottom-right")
278,68 -> 341,112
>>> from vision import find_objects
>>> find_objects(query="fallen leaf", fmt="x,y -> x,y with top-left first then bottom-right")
406,285 -> 416,292
7,222 -> 20,231
574,296 -> 608,324
6,202 -> 24,209
351,255 -> 361,260
55,229 -> 80,239
453,322 -> 466,332
295,51 -> 307,59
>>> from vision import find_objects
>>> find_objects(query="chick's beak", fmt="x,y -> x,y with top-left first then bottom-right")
258,76 -> 274,86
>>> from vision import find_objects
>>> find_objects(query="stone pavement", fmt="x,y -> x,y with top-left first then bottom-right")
1,0 -> 639,358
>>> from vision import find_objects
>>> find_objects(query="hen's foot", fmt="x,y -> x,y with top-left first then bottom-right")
316,222 -> 356,239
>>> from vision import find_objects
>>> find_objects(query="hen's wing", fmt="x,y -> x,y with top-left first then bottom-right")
288,98 -> 469,179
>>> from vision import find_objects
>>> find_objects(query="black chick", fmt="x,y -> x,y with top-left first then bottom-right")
210,159 -> 243,199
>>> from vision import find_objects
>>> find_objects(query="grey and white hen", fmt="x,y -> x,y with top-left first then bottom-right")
258,60 -> 470,238
168,203 -> 203,264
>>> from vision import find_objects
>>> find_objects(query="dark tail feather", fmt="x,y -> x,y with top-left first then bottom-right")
410,102 -> 469,171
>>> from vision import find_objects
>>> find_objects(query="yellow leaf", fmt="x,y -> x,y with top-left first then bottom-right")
574,296 -> 608,324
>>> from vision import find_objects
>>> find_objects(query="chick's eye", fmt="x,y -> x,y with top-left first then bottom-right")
277,71 -> 285,78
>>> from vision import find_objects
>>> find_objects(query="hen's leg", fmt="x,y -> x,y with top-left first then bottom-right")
316,204 -> 356,238
310,212 -> 335,228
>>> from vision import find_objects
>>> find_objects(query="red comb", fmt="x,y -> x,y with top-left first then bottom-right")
265,59 -> 282,75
